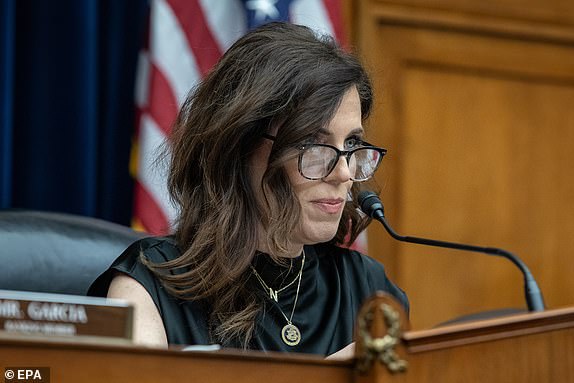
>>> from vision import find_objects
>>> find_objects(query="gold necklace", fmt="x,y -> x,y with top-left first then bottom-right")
250,252 -> 304,302
251,251 -> 306,346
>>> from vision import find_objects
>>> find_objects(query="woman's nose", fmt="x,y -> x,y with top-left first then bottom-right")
324,155 -> 353,183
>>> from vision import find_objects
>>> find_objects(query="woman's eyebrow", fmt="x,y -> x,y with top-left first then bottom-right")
348,127 -> 365,136
317,127 -> 365,136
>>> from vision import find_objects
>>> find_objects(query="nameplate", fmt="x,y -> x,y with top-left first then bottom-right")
0,290 -> 133,342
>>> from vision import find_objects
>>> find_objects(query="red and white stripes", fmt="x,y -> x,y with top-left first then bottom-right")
132,0 -> 345,235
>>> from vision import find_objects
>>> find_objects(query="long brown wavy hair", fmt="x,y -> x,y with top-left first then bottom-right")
144,22 -> 375,347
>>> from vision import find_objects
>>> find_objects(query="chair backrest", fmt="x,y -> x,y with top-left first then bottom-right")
0,210 -> 145,295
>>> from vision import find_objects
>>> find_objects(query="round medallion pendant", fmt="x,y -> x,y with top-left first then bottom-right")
281,323 -> 301,346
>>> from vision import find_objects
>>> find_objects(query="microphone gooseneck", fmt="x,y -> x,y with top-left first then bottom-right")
358,191 -> 545,312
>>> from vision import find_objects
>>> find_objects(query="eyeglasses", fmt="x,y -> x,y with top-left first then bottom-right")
262,134 -> 387,181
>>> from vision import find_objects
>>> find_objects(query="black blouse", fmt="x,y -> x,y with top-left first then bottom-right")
88,236 -> 408,356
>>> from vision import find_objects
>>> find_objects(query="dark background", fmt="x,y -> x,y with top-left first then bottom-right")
1,0 -> 149,226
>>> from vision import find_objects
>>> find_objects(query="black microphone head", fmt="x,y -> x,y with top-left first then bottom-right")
357,191 -> 385,218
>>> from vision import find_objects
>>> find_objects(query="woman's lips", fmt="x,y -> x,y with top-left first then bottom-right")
311,198 -> 345,214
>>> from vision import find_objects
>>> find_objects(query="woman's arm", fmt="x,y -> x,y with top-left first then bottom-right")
326,342 -> 355,360
108,273 -> 169,348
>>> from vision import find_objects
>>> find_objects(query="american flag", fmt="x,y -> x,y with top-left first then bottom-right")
132,0 -> 349,236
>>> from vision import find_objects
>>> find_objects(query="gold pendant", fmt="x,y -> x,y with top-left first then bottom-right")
281,323 -> 301,346
268,287 -> 278,302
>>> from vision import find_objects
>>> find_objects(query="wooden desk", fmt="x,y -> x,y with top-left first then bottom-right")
2,296 -> 573,382
0,337 -> 351,383
355,295 -> 574,383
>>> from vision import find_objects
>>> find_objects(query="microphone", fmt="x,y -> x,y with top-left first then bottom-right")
358,191 -> 545,312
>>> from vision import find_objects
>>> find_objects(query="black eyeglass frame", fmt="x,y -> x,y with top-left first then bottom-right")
262,133 -> 388,181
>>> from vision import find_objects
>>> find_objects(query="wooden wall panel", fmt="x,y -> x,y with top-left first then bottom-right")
349,0 -> 574,329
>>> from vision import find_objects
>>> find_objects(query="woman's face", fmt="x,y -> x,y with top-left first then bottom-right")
286,86 -> 363,247
249,86 -> 363,255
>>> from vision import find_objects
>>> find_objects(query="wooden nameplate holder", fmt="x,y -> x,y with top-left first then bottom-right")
0,289 -> 133,344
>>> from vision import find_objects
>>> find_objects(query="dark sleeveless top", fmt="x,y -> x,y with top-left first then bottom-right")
88,236 -> 408,356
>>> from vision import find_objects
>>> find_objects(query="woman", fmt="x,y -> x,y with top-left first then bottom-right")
89,22 -> 408,357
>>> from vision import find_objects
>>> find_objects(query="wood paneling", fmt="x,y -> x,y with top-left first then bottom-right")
349,0 -> 574,329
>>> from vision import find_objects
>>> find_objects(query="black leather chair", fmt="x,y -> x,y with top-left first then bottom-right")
0,210 -> 145,295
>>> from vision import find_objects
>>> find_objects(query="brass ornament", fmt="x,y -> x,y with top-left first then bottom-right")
358,302 -> 408,374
